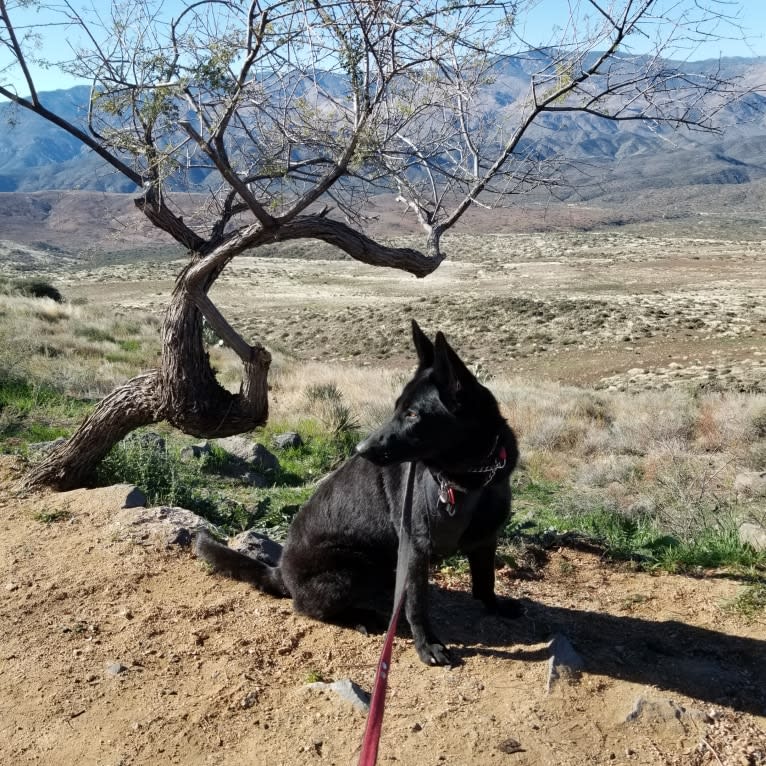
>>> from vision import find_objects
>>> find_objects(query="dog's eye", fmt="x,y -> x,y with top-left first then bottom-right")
405,409 -> 418,420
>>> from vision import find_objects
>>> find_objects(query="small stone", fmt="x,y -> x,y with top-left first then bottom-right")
229,530 -> 283,566
105,662 -> 128,677
180,442 -> 213,461
240,691 -> 259,709
272,432 -> 303,450
411,722 -> 423,732
307,678 -> 371,712
546,633 -> 584,693
734,471 -> 766,499
5,582 -> 19,592
118,607 -> 133,620
497,738 -> 524,754
739,522 -> 766,552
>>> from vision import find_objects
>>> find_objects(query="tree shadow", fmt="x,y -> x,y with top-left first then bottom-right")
428,587 -> 766,717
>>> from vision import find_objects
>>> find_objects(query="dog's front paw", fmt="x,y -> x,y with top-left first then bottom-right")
416,640 -> 453,667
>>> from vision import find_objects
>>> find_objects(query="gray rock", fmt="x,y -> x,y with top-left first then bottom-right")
125,432 -> 166,452
229,530 -> 283,567
739,521 -> 766,552
215,436 -> 280,474
106,662 -> 128,677
307,678 -> 371,712
272,432 -> 303,450
733,471 -> 766,499
180,442 -> 213,461
240,691 -> 259,709
546,633 -> 584,693
109,505 -> 214,547
625,696 -> 711,725
242,471 -> 269,488
27,437 -> 67,457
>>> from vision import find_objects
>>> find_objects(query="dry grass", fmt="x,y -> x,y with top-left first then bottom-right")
1,250 -> 764,547
0,293 -> 160,397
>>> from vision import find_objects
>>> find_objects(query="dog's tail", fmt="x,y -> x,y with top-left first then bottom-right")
195,530 -> 290,598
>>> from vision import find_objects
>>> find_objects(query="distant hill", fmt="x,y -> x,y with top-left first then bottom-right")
1,56 -> 765,198
0,55 -> 765,249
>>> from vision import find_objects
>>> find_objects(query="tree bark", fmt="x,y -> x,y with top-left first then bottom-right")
20,283 -> 271,492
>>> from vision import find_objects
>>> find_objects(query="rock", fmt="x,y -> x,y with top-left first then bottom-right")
625,696 -> 711,726
105,662 -> 128,677
109,505 -> 214,547
497,738 -> 524,754
307,678 -> 371,712
739,522 -> 766,552
272,432 -> 303,450
733,471 -> 766,499
240,691 -> 259,709
27,437 -> 67,457
215,436 -> 280,474
546,633 -> 584,693
241,471 -> 269,488
124,432 -> 166,452
180,442 -> 213,461
229,530 -> 283,567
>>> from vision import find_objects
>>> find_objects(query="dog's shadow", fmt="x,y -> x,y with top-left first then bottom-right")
422,586 -> 765,717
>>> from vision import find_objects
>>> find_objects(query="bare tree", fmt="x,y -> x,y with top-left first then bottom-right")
0,0 -> 750,490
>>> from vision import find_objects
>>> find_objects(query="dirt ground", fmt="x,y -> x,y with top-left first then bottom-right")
1,455 -> 764,766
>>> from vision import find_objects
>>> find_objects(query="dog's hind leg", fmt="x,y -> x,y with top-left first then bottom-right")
467,544 -> 523,618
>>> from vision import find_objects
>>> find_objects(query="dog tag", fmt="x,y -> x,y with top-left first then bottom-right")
439,485 -> 456,513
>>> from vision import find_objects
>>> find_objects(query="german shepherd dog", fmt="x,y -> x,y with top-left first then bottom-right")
195,321 -> 520,665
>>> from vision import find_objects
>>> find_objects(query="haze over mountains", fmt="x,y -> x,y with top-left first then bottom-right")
1,54 -> 765,247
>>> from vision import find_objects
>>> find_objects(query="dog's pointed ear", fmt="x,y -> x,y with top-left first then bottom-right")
433,331 -> 476,407
411,319 -> 434,369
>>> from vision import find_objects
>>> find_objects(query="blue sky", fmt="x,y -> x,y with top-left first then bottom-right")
3,0 -> 766,95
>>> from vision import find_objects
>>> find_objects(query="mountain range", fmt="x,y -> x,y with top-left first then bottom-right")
0,54 -> 765,246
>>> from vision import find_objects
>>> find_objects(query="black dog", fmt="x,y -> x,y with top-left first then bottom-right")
195,321 -> 520,665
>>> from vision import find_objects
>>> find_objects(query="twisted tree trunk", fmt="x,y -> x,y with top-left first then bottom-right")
20,211 -> 437,493
20,284 -> 271,492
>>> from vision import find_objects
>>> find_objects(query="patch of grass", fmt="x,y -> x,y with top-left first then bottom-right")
96,437 -> 221,523
305,670 -> 329,684
74,324 -> 116,343
0,375 -> 88,449
304,383 -> 359,435
34,508 -> 72,523
508,465 -> 764,572
726,583 -> 766,619
438,554 -> 470,576
117,339 -> 141,353
93,423 -> 357,537
515,493 -> 766,572
247,485 -> 315,538
259,418 -> 360,484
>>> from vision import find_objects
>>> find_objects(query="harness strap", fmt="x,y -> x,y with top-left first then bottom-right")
357,461 -> 417,766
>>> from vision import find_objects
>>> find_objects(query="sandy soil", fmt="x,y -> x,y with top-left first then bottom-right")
1,455 -> 764,766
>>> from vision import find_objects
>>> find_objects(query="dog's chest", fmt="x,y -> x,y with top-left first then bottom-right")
423,489 -> 483,557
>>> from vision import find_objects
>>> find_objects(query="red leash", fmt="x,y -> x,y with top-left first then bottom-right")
357,462 -> 417,766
